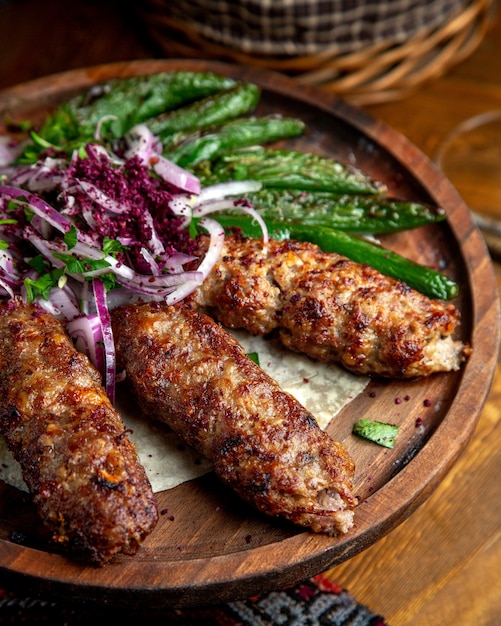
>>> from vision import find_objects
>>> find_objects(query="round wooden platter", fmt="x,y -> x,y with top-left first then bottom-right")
0,60 -> 498,610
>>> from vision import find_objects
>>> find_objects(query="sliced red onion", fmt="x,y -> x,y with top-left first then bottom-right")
26,158 -> 65,192
27,231 -> 68,269
0,185 -> 30,200
67,313 -> 104,373
29,229 -> 178,290
152,155 -> 200,195
195,217 -> 226,280
61,193 -> 76,212
142,209 -> 165,255
168,193 -> 194,228
115,268 -> 204,296
34,298 -> 61,318
117,236 -> 133,246
81,204 -> 97,230
30,213 -> 53,238
94,115 -> 118,141
93,256 -> 137,281
0,278 -> 14,298
163,279 -> 206,305
139,247 -> 161,276
3,168 -> 33,187
6,158 -> 64,192
50,282 -> 82,320
65,239 -> 106,260
0,276 -> 21,294
193,198 -> 269,244
125,123 -> 200,195
163,251 -> 198,273
34,284 -> 81,321
124,124 -> 158,163
84,143 -> 121,164
0,186 -> 74,234
77,179 -> 128,215
193,198 -> 241,216
0,248 -> 21,282
27,194 -> 73,233
196,180 -> 262,204
93,278 -> 116,403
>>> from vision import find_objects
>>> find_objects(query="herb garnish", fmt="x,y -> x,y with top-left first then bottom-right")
353,419 -> 399,449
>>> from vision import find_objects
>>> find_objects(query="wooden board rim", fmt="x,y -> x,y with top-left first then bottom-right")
0,59 -> 498,609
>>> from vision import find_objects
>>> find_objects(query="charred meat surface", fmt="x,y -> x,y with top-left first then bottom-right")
186,235 -> 468,378
112,301 -> 356,535
0,298 -> 158,565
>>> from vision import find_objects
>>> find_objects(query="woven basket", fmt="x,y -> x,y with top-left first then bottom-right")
135,0 -> 496,105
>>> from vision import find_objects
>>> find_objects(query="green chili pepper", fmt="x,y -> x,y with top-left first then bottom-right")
203,215 -> 459,300
19,71 -> 238,162
66,71 -> 239,137
231,188 -> 447,234
192,147 -> 384,195
165,117 -> 306,168
146,82 -> 261,141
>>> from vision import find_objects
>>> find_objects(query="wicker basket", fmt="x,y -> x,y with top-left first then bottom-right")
135,0 -> 497,105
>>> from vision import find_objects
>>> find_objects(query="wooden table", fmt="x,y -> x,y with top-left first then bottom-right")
330,9 -> 501,626
1,1 -> 500,623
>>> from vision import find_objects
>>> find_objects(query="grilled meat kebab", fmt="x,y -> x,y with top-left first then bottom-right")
112,301 -> 356,535
185,235 -> 468,378
0,298 -> 158,564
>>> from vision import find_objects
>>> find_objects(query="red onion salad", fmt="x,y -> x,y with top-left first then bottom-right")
0,123 -> 267,402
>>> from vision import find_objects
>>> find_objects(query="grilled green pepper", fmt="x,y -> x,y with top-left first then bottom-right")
147,82 -> 261,141
228,188 -> 447,234
164,117 -> 306,168
203,215 -> 459,300
193,147 -> 384,195
19,71 -> 239,162
61,71 -> 239,138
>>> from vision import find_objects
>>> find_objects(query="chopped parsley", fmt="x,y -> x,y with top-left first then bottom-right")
353,419 -> 399,449
52,253 -> 112,275
24,272 -> 63,301
246,351 -> 260,366
63,225 -> 78,250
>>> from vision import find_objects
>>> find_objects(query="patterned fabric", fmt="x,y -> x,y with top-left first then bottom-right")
164,0 -> 470,55
0,576 -> 387,625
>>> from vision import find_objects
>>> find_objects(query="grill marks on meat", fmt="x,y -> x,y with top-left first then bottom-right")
186,235 -> 469,378
112,302 -> 356,536
0,299 -> 158,565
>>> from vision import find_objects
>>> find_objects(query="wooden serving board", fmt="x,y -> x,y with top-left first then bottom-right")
0,59 -> 498,610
